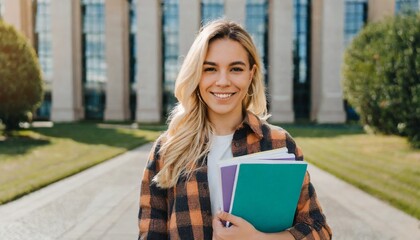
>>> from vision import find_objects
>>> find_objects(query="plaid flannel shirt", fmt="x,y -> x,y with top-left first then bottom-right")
138,112 -> 332,240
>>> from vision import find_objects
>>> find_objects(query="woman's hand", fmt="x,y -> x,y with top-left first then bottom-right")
212,211 -> 295,240
212,211 -> 262,240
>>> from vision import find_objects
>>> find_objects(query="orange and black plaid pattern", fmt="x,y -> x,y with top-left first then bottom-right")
138,112 -> 332,240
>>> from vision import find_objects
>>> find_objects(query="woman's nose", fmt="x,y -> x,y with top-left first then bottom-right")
215,71 -> 230,86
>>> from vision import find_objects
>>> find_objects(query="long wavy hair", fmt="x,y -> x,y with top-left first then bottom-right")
154,19 -> 269,188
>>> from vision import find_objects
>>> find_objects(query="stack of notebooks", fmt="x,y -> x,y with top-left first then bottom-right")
217,147 -> 307,233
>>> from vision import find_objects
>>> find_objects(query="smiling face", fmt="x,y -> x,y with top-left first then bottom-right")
199,38 -> 255,123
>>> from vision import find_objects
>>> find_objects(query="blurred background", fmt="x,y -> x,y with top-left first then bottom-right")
1,0 -> 417,125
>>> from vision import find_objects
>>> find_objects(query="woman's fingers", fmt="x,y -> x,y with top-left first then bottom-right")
216,211 -> 245,227
213,211 -> 261,240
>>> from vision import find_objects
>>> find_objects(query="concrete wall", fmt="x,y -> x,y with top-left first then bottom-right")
50,0 -> 84,121
2,0 -> 34,45
311,0 -> 346,123
135,0 -> 162,123
368,0 -> 395,22
268,0 -> 294,122
104,0 -> 130,121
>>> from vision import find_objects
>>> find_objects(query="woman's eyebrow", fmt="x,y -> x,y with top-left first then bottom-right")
229,61 -> 246,66
203,61 -> 246,66
203,61 -> 217,66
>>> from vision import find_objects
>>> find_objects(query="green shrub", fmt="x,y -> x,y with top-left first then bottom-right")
0,20 -> 43,131
343,13 -> 420,148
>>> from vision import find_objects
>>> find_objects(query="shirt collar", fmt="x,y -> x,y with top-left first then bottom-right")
236,111 -> 264,139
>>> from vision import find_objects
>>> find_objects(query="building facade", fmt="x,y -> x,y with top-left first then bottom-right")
1,0 -> 419,123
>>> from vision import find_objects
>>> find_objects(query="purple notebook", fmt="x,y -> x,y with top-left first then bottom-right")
221,165 -> 238,212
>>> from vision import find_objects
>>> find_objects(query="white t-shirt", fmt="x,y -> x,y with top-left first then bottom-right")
207,133 -> 234,215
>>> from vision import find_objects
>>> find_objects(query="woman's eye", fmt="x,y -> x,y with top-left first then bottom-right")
204,67 -> 216,72
231,67 -> 244,72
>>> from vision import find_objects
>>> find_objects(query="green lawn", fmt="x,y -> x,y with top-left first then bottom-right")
0,122 -> 164,204
283,124 -> 420,220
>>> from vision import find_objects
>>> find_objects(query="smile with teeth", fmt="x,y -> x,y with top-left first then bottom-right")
212,92 -> 235,99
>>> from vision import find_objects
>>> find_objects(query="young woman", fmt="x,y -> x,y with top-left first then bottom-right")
138,19 -> 332,240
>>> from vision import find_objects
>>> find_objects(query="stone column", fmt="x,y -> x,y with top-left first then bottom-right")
51,0 -> 84,121
2,0 -> 34,45
136,0 -> 162,123
179,0 -> 201,59
311,0 -> 346,123
268,0 -> 294,122
368,0 -> 395,23
225,0 -> 246,25
104,0 -> 130,121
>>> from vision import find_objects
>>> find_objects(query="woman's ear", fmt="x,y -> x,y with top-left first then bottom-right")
250,64 -> 256,82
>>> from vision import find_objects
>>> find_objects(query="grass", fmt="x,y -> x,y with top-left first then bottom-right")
282,124 -> 420,220
0,122 -> 164,204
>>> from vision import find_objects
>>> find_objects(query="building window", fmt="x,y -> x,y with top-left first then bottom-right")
344,0 -> 367,47
246,0 -> 268,84
162,0 -> 179,116
129,0 -> 137,120
396,0 -> 419,14
344,0 -> 366,121
201,0 -> 224,25
82,0 -> 106,120
293,0 -> 311,120
35,0 -> 52,120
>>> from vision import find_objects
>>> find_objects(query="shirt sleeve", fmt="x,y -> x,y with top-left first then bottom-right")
138,138 -> 169,240
287,143 -> 332,240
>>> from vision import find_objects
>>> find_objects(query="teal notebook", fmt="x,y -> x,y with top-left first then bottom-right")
229,161 -> 307,233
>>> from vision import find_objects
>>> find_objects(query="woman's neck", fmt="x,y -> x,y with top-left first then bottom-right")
209,112 -> 244,136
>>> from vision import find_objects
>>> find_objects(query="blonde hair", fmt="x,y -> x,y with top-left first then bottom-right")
154,19 -> 269,188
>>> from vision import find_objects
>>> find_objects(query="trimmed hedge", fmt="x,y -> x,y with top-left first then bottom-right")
342,13 -> 420,148
0,20 -> 43,130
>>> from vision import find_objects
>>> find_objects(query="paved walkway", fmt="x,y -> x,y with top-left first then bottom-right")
0,143 -> 419,240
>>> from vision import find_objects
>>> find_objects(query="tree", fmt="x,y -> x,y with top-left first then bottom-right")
0,20 -> 44,131
343,13 -> 420,148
